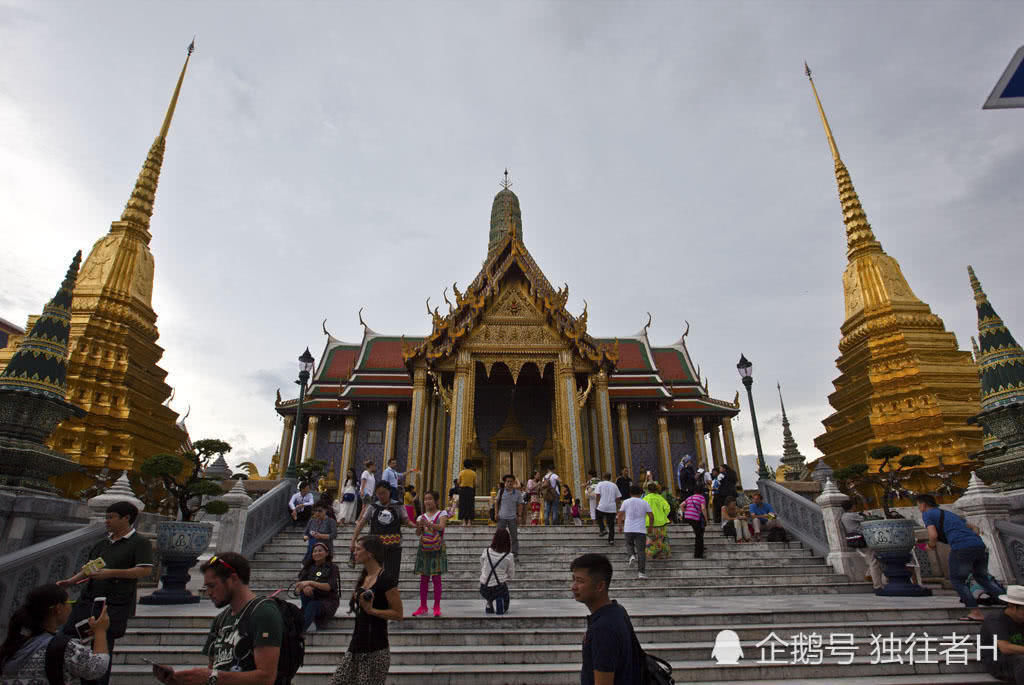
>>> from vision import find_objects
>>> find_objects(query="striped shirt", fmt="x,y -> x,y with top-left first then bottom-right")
683,494 -> 706,522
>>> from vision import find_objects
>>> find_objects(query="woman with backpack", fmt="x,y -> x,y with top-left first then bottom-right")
412,491 -> 449,618
330,535 -> 403,685
0,583 -> 110,684
480,528 -> 515,615
295,542 -> 341,633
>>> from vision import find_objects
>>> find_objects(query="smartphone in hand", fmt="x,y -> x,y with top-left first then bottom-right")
74,618 -> 93,641
141,657 -> 173,680
91,596 -> 106,618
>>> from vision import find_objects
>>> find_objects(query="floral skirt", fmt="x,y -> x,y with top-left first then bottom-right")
646,525 -> 671,559
529,497 -> 541,525
414,543 -> 448,576
330,648 -> 391,685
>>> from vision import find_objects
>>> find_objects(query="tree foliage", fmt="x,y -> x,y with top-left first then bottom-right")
140,439 -> 233,521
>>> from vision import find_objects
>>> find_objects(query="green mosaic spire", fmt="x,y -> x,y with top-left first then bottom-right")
0,251 -> 81,400
488,171 -> 523,256
969,265 -> 1024,413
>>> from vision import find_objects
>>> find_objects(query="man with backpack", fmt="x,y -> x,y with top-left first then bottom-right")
542,467 -> 561,525
153,551 -> 301,685
917,494 -> 1007,623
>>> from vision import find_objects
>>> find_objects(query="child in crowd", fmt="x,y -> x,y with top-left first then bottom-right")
571,499 -> 582,526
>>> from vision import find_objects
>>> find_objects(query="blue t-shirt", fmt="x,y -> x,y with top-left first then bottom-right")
581,601 -> 643,685
922,508 -> 983,551
749,502 -> 774,517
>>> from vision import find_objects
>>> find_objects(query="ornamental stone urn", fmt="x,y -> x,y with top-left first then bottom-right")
140,521 -> 214,605
861,518 -> 932,597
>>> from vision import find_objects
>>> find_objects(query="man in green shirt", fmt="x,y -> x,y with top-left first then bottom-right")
155,551 -> 282,685
60,501 -> 153,685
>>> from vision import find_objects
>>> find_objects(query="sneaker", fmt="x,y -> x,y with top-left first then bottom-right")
485,605 -> 494,614
638,573 -> 648,579
608,539 -> 615,546
628,555 -> 636,568
305,623 -> 317,634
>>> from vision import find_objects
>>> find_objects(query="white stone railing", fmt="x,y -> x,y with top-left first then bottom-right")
0,522 -> 105,629
995,519 -> 1024,584
241,478 -> 295,559
758,478 -> 830,556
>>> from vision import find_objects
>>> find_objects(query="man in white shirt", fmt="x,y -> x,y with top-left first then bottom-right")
594,473 -> 621,545
381,457 -> 403,503
618,485 -> 654,578
359,461 -> 377,509
289,482 -> 315,527
544,467 -> 562,525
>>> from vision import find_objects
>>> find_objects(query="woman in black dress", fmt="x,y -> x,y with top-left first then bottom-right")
295,542 -> 341,633
329,535 -> 404,685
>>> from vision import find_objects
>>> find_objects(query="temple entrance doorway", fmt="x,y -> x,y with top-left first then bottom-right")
496,440 -> 528,483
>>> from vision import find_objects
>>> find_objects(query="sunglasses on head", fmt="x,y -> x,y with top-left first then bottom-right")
209,555 -> 238,576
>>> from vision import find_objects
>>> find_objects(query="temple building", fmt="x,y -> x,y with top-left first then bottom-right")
806,66 -> 982,492
277,179 -> 740,499
0,46 -> 194,470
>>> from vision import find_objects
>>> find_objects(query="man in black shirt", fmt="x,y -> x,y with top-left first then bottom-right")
616,469 -> 632,501
571,553 -> 643,685
60,501 -> 153,685
981,585 -> 1024,684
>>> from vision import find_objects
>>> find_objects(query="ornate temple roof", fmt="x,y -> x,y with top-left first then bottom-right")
0,252 -> 81,401
279,181 -> 737,418
969,265 -> 1024,411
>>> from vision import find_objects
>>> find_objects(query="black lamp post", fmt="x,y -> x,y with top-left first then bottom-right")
285,347 -> 315,479
737,354 -> 770,480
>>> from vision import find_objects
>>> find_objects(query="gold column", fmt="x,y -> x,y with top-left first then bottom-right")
588,401 -> 601,476
617,403 -> 633,476
710,421 -> 724,471
384,403 -> 398,464
693,416 -> 708,469
340,415 -> 357,481
446,350 -> 474,488
407,367 -> 428,474
595,370 -> 614,476
722,416 -> 742,488
657,415 -> 675,496
554,350 -> 585,501
278,416 -> 294,476
303,415 -> 320,462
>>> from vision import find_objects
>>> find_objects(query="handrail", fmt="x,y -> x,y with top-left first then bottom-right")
241,478 -> 296,559
995,519 -> 1024,584
757,479 -> 830,557
0,522 -> 106,629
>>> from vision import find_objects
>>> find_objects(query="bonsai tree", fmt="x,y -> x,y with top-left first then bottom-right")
295,458 -> 329,489
832,462 -> 875,514
140,438 -> 233,521
869,445 -> 924,518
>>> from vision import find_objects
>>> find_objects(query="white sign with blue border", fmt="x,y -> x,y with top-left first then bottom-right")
983,45 -> 1024,110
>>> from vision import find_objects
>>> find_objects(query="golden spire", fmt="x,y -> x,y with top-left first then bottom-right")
805,62 -> 882,260
120,40 -> 194,235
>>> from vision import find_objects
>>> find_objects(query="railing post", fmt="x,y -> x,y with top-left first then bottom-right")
956,472 -> 1015,585
815,479 -> 860,579
215,480 -> 253,555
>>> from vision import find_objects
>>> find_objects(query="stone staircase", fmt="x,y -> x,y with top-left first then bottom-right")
113,523 -> 999,683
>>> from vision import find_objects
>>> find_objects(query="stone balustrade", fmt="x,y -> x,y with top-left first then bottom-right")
241,478 -> 296,559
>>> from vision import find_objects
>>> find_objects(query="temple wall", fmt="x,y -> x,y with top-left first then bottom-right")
394,405 -> 411,471
354,405 -> 388,471
313,415 -> 345,481
668,416 -> 697,484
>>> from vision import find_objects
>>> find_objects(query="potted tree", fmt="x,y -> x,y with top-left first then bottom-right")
138,439 -> 232,604
857,445 -> 930,597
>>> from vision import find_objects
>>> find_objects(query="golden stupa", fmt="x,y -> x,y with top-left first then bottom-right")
0,45 -> 195,470
806,65 -> 982,493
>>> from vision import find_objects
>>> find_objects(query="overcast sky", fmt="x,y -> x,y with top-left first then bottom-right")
2,1 -> 1021,484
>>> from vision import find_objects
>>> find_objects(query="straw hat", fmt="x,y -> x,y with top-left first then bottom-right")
999,585 -> 1024,606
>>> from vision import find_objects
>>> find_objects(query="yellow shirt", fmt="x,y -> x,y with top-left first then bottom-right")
458,468 -> 477,488
404,492 -> 414,505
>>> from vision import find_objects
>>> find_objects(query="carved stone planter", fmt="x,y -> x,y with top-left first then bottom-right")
862,518 -> 932,597
140,521 -> 213,605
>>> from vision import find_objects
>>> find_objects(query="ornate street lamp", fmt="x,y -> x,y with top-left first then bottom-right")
285,348 -> 315,479
737,354 -> 770,480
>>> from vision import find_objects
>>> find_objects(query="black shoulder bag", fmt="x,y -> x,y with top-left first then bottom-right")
624,612 -> 674,684
44,633 -> 71,685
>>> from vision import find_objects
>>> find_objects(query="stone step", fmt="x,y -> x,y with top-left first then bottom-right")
256,540 -> 808,556
251,553 -> 824,569
116,616 -> 982,647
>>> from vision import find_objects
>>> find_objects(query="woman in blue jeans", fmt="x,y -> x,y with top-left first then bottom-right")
918,495 -> 1006,622
296,542 -> 341,632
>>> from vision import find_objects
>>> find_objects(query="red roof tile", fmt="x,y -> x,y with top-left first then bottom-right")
321,346 -> 359,382
360,337 -> 407,371
652,348 -> 693,383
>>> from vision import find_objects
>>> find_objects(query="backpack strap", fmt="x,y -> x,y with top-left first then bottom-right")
485,551 -> 509,586
44,633 -> 70,685
937,509 -> 946,543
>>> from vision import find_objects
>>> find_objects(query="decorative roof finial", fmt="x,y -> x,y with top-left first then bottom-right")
805,61 -> 839,162
968,265 -> 1024,413
501,169 -> 512,190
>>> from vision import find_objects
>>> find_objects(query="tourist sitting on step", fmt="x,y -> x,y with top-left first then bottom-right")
839,500 -> 885,590
304,504 -> 337,561
350,482 -> 415,580
981,585 -> 1024,684
479,528 -> 515,615
289,482 -> 314,527
0,584 -> 111,684
747,493 -> 781,542
917,494 -> 1007,623
296,542 -> 341,633
720,497 -> 752,543
331,535 -> 402,685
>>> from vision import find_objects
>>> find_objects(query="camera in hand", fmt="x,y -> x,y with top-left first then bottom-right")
360,588 -> 374,603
